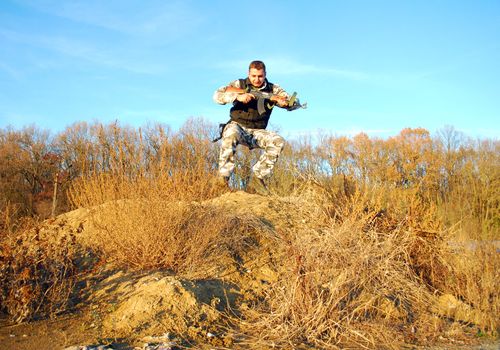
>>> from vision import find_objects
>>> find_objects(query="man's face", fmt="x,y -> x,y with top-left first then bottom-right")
248,68 -> 266,88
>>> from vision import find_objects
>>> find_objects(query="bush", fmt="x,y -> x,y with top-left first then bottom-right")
0,217 -> 80,322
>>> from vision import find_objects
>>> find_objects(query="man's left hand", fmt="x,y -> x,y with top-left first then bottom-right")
270,95 -> 288,107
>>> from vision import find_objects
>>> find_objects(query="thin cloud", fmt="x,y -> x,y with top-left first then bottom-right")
217,58 -> 369,81
37,36 -> 166,74
266,58 -> 369,80
17,0 -> 203,41
217,58 -> 465,87
0,60 -> 22,80
1,27 -> 166,74
5,1 -> 203,74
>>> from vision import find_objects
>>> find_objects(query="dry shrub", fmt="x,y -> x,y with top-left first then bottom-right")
0,201 -> 22,236
69,166 -> 223,209
67,119 -> 224,209
84,197 -> 267,276
442,244 -> 500,334
0,217 -> 80,322
239,206 -> 423,348
237,186 -> 498,349
435,138 -> 500,241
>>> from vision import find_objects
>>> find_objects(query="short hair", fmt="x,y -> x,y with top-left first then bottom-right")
249,60 -> 266,72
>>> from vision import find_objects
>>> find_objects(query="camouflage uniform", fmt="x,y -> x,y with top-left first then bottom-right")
213,79 -> 289,180
217,121 -> 285,179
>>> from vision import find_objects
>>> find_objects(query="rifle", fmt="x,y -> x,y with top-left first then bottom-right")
224,86 -> 307,115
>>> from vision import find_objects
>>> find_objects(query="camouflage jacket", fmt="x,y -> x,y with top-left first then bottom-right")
213,78 -> 290,129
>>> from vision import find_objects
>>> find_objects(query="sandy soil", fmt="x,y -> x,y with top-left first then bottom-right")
2,314 -> 498,350
0,314 -> 109,350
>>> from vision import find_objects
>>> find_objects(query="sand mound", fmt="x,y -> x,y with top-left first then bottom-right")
92,271 -> 237,342
49,192 -> 309,343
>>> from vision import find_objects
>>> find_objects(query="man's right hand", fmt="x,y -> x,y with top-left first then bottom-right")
236,93 -> 255,103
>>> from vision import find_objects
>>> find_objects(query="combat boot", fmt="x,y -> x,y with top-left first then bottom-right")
246,176 -> 270,195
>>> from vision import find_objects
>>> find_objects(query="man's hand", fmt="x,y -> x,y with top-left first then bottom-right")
236,93 -> 255,104
270,95 -> 288,107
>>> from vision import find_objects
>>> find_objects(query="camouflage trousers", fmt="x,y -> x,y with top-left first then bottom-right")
218,122 -> 285,179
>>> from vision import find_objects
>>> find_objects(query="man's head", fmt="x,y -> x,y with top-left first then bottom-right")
248,60 -> 266,88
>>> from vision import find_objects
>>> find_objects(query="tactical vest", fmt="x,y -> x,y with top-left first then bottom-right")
230,78 -> 274,129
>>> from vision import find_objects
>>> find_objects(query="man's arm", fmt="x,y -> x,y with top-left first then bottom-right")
270,84 -> 307,111
224,84 -> 305,111
270,83 -> 291,108
213,80 -> 243,105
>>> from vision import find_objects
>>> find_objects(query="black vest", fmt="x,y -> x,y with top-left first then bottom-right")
230,78 -> 274,129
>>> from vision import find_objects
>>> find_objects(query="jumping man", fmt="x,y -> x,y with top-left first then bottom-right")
213,60 -> 296,192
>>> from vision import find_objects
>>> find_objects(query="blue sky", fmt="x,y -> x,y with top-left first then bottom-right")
1,0 -> 499,139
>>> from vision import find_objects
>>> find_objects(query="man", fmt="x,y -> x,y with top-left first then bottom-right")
213,60 -> 291,192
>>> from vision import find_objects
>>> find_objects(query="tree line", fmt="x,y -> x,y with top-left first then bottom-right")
1,119 -> 498,239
